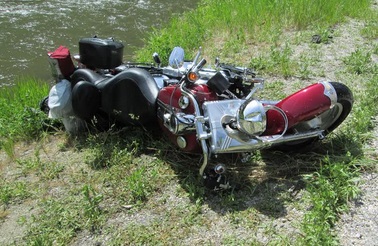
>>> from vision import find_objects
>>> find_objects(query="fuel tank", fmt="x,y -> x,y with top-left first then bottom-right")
157,83 -> 217,152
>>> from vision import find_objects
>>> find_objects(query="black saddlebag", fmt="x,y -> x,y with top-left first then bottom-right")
79,37 -> 124,69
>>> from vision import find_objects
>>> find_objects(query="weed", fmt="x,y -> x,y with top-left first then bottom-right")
0,78 -> 49,142
221,235 -> 261,245
124,164 -> 157,204
1,138 -> 15,160
360,8 -> 378,40
16,148 -> 64,180
346,75 -> 378,136
343,48 -> 374,75
0,183 -> 14,205
361,20 -> 378,39
82,185 -> 104,231
312,27 -> 335,44
0,180 -> 30,206
25,198 -> 82,245
250,55 -> 271,72
249,44 -> 296,78
297,48 -> 322,79
299,158 -> 360,245
136,0 -> 372,63
259,80 -> 287,100
269,44 -> 295,77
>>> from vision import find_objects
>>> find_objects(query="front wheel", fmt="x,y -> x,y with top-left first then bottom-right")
316,82 -> 353,134
277,82 -> 353,149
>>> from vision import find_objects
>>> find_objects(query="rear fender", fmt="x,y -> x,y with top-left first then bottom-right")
264,82 -> 337,135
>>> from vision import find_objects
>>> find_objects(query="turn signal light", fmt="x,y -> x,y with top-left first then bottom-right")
188,72 -> 199,83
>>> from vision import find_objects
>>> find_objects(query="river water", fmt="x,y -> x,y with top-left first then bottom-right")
0,0 -> 198,86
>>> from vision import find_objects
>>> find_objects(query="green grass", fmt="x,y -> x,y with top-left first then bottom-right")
0,78 -> 50,145
299,158 -> 361,245
135,0 -> 371,63
0,180 -> 29,206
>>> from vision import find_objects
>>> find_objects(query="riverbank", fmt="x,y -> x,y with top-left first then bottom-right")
1,0 -> 378,245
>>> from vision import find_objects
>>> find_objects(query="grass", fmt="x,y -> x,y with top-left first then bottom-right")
135,0 -> 371,63
0,181 -> 29,207
299,158 -> 361,245
1,0 -> 378,245
0,78 -> 50,147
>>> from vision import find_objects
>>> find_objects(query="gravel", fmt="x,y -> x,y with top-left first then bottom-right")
336,118 -> 378,246
337,172 -> 378,246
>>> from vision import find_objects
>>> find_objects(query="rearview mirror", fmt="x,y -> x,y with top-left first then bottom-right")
169,47 -> 185,68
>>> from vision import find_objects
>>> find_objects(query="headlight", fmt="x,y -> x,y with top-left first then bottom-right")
236,100 -> 266,136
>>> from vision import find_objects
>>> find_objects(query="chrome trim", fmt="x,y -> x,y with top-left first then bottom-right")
180,83 -> 210,176
255,105 -> 288,142
176,136 -> 187,149
236,100 -> 266,136
321,81 -> 337,107
157,100 -> 196,134
152,74 -> 169,89
178,95 -> 190,109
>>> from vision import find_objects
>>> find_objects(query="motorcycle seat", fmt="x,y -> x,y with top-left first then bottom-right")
95,68 -> 159,125
71,68 -> 106,86
71,68 -> 159,126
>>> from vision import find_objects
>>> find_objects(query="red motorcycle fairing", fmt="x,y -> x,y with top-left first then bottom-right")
158,83 -> 218,112
157,83 -> 217,152
264,82 -> 334,135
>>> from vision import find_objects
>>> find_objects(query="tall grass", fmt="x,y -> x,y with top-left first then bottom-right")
0,78 -> 50,144
136,0 -> 371,62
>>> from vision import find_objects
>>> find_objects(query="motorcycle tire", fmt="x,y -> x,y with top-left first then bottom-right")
276,82 -> 353,150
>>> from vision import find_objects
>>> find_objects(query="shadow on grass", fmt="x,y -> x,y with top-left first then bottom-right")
156,130 -> 363,218
67,126 -> 363,219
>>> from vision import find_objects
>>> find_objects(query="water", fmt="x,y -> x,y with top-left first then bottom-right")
0,0 -> 198,86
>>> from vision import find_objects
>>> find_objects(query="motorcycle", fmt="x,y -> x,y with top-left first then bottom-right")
44,37 -> 354,189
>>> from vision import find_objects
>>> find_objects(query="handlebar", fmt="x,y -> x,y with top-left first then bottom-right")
191,58 -> 207,73
218,63 -> 255,77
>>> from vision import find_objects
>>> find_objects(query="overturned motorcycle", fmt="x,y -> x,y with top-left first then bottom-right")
43,37 -> 353,189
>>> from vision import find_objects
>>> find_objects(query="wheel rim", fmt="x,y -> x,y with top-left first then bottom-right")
317,102 -> 343,131
281,103 -> 344,146
291,102 -> 344,133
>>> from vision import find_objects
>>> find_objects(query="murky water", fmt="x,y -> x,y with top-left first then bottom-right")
0,0 -> 198,86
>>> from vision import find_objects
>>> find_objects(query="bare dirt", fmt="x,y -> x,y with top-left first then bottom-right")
336,117 -> 378,246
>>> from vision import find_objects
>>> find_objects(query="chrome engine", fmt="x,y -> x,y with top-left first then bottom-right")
157,100 -> 196,135
203,99 -> 266,154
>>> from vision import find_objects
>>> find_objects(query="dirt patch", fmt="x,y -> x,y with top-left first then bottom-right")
336,117 -> 378,246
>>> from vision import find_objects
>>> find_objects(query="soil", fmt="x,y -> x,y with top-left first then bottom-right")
336,117 -> 378,246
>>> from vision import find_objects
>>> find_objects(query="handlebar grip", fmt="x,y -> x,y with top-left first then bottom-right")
197,58 -> 207,69
192,58 -> 206,72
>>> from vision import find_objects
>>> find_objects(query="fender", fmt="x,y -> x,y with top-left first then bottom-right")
264,82 -> 337,135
